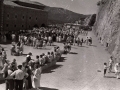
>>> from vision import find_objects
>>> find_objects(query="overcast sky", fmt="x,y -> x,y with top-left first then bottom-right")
30,0 -> 99,15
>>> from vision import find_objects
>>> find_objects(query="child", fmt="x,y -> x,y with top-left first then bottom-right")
104,63 -> 108,77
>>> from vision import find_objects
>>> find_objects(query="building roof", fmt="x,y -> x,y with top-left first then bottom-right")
4,0 -> 19,6
4,0 -> 45,9
17,0 -> 45,6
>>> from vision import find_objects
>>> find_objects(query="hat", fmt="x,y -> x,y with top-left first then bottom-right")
28,52 -> 32,56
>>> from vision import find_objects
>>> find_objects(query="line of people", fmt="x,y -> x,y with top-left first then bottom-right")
2,46 -> 62,90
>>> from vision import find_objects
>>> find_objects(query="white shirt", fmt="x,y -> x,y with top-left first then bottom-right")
11,69 -> 28,80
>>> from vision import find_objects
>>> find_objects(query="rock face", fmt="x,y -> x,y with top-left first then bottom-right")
93,0 -> 120,62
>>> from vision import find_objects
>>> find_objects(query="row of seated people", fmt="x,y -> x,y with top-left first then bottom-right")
11,42 -> 23,56
25,46 -> 62,70
2,46 -> 62,75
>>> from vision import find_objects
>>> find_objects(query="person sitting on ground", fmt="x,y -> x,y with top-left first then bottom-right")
42,53 -> 46,65
44,53 -> 49,64
54,49 -> 58,60
63,43 -> 67,54
16,45 -> 21,56
11,45 -> 16,55
51,52 -> 54,61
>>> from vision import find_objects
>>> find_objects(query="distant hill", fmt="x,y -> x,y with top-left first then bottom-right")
44,6 -> 88,24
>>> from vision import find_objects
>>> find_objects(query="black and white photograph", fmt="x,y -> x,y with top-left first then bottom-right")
0,0 -> 119,90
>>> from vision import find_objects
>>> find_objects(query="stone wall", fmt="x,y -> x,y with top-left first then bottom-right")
93,0 -> 120,62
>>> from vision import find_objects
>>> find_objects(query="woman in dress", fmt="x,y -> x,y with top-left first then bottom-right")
32,64 -> 42,90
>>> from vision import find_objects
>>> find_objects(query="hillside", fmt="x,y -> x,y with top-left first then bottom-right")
44,6 -> 87,24
93,0 -> 120,62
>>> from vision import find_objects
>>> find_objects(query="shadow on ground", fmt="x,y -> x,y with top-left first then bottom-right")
39,87 -> 58,90
57,57 -> 67,62
31,87 -> 58,90
51,45 -> 57,46
90,45 -> 97,47
35,48 -> 51,50
69,52 -> 78,54
71,47 -> 78,49
105,76 -> 116,78
42,64 -> 63,74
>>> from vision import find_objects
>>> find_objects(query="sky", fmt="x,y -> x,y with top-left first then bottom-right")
30,0 -> 99,15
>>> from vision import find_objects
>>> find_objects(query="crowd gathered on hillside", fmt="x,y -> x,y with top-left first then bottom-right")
0,26 -> 94,90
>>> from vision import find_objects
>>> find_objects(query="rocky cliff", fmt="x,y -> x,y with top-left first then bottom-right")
93,0 -> 120,62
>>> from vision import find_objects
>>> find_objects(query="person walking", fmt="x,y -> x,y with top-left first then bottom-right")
32,64 -> 42,90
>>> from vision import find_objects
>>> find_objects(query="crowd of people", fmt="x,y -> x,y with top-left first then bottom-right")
9,27 -> 90,56
1,45 -> 62,90
0,26 -> 92,90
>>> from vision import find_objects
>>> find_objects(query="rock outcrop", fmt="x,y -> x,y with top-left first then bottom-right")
93,0 -> 120,62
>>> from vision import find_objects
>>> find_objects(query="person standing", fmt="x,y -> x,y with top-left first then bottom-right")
25,66 -> 32,90
1,48 -> 7,67
103,63 -> 108,77
32,64 -> 42,90
108,56 -> 114,73
5,65 -> 14,90
26,52 -> 32,64
114,63 -> 120,79
10,65 -> 28,90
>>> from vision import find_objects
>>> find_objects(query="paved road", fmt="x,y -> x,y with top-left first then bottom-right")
0,32 -> 120,90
